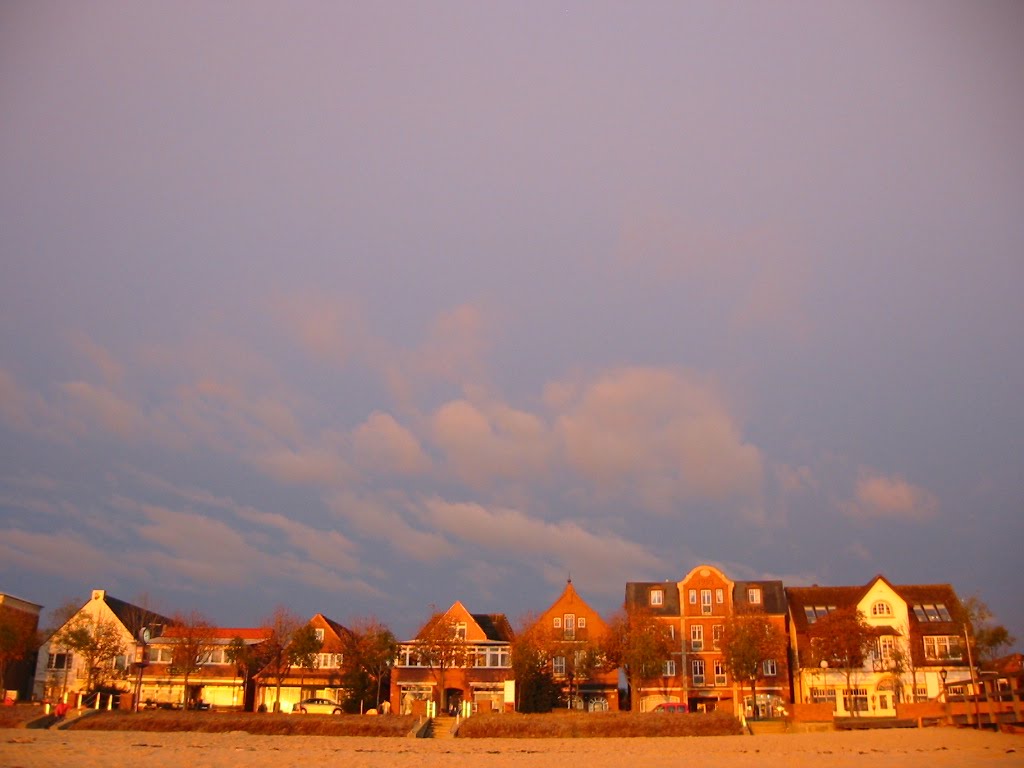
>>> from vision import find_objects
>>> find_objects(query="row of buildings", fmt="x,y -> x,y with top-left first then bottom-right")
3,566 -> 991,719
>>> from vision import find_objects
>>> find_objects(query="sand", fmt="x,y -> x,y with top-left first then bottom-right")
2,727 -> 1021,768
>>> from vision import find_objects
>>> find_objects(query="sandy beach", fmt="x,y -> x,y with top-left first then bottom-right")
2,728 -> 1021,768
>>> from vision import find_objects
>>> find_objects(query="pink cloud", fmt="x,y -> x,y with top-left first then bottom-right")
68,331 -> 124,386
554,367 -> 764,512
251,448 -> 352,487
351,411 -> 430,475
61,380 -> 143,437
273,293 -> 364,366
843,469 -> 939,522
329,490 -> 456,563
431,398 -> 553,487
0,369 -> 55,438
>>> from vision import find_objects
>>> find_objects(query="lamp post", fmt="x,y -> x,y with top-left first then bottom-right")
940,667 -> 949,726
133,627 -> 150,713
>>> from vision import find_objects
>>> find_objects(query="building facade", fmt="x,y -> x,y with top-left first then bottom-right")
390,601 -> 513,715
787,575 -> 972,718
526,579 -> 620,711
0,592 -> 42,701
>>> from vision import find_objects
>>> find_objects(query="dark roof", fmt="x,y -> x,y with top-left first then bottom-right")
786,578 -> 966,635
473,613 -> 514,642
624,582 -> 681,617
102,594 -> 174,636
734,581 -> 787,615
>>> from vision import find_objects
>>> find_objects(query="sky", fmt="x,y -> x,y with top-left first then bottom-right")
1,2 -> 1022,644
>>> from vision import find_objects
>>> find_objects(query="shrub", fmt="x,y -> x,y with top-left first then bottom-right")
456,710 -> 743,738
67,710 -> 417,737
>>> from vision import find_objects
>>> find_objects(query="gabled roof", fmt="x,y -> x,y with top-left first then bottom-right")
101,593 -> 174,634
786,577 -> 966,634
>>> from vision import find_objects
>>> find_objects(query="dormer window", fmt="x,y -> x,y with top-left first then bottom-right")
871,601 -> 893,617
650,588 -> 664,606
748,588 -> 761,605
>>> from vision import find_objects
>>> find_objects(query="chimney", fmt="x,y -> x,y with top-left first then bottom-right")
91,589 -> 106,601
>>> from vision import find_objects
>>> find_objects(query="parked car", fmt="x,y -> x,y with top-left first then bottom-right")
294,697 -> 343,715
652,702 -> 689,713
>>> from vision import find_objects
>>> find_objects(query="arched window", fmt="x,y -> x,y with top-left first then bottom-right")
871,600 -> 893,617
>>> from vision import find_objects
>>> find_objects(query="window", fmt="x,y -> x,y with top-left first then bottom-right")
713,625 -> 723,649
650,588 -> 664,606
914,603 -> 952,622
662,660 -> 676,676
455,622 -> 467,640
701,589 -> 712,615
762,659 -> 777,676
714,660 -> 727,686
553,617 -> 561,628
563,614 -> 576,639
747,587 -> 761,605
878,636 -> 895,661
843,688 -> 869,712
715,588 -> 724,604
47,652 -> 70,670
315,652 -> 343,668
314,627 -> 325,642
688,589 -> 697,605
810,686 -> 837,707
924,635 -> 962,660
201,649 -> 226,665
804,605 -> 836,624
553,656 -> 566,676
577,617 -> 586,629
871,601 -> 893,617
690,624 -> 703,651
691,659 -> 705,686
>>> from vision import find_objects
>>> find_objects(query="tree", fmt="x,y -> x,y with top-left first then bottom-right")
226,635 -> 272,711
342,618 -> 399,712
601,606 -> 674,712
56,615 -> 126,694
288,624 -> 323,698
510,615 -> 560,713
0,608 -> 37,695
720,609 -> 787,719
168,611 -> 218,709
808,607 -> 873,716
261,606 -> 303,712
413,608 -> 469,711
957,596 -> 1016,665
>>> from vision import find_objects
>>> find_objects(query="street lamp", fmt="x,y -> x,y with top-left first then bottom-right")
133,627 -> 150,712
940,667 -> 950,726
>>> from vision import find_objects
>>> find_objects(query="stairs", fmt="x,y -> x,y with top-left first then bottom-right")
428,714 -> 459,739
747,719 -> 788,735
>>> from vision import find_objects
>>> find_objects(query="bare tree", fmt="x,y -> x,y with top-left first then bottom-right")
288,624 -> 323,699
413,608 -> 469,711
720,609 -> 787,719
261,606 -> 303,712
808,607 -> 873,716
56,615 -> 126,694
957,595 -> 1016,665
168,611 -> 218,709
342,617 -> 399,711
601,606 -> 674,712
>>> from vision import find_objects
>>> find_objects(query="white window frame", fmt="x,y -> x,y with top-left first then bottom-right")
563,614 -> 576,639
690,624 -> 703,651
577,617 -> 586,629
715,588 -> 724,604
762,659 -> 777,677
871,601 -> 893,617
701,589 -> 712,615
713,624 -> 723,649
748,587 -> 761,605
553,656 -> 566,676
662,659 -> 676,676
650,588 -> 664,606
688,589 -> 697,605
314,627 -> 325,642
553,617 -> 562,628
714,659 -> 727,686
691,659 -> 705,686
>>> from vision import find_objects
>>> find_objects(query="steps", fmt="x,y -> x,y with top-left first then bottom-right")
748,719 -> 788,735
428,714 -> 459,739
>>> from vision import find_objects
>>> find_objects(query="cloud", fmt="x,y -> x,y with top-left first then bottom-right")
68,331 -> 124,386
273,293 -> 364,366
351,411 -> 430,475
251,448 -> 352,487
553,367 -> 764,513
843,469 -> 939,522
0,528 -> 134,582
61,380 -> 143,437
419,497 -> 668,596
431,399 -> 553,487
776,463 -> 816,493
329,490 -> 457,563
0,369 -> 56,438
